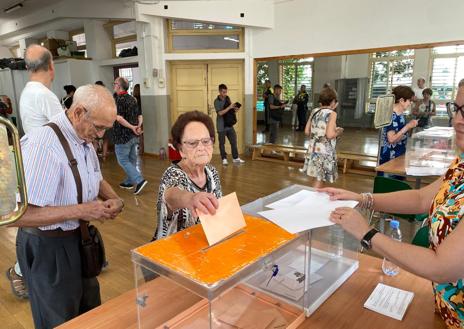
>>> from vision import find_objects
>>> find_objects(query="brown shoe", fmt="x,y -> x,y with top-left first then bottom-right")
6,267 -> 28,299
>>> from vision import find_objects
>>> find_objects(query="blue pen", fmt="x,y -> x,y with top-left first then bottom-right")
266,265 -> 279,286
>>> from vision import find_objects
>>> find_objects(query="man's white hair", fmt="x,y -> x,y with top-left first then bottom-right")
72,84 -> 113,114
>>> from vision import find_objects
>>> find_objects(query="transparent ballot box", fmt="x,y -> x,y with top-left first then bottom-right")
132,215 -> 309,329
405,127 -> 456,176
242,184 -> 359,316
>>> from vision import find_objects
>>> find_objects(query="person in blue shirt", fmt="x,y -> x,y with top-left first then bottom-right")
379,85 -> 418,166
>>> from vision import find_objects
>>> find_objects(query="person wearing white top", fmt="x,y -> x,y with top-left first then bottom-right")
412,77 -> 426,102
7,45 -> 62,300
19,45 -> 62,134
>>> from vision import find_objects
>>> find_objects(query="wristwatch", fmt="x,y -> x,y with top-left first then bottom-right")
360,228 -> 379,250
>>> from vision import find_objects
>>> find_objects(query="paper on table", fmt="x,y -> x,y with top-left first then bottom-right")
258,191 -> 358,234
265,190 -> 315,209
364,283 -> 414,321
199,192 -> 246,246
288,257 -> 329,274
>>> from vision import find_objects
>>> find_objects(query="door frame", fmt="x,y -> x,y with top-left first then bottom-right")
168,60 -> 245,153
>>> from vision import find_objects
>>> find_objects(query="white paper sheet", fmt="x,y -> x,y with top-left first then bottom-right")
265,190 -> 315,209
258,191 -> 358,234
364,283 -> 414,321
288,257 -> 329,274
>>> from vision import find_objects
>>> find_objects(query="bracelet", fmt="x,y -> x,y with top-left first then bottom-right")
119,198 -> 125,210
359,192 -> 374,210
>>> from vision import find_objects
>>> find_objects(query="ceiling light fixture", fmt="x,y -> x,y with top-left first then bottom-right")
4,3 -> 23,14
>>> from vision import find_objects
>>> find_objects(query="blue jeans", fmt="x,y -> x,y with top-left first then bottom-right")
115,137 -> 144,185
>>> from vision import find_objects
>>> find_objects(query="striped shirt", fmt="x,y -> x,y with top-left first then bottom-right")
21,111 -> 102,231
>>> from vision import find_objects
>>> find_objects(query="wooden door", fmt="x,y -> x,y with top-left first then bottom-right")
170,61 -> 244,154
208,62 -> 244,154
171,63 -> 208,119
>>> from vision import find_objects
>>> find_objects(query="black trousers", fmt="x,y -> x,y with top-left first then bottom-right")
16,229 -> 101,329
297,107 -> 307,130
218,128 -> 239,160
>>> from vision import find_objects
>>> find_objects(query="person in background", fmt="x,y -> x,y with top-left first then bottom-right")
262,80 -> 272,133
214,83 -> 245,165
94,81 -> 112,160
294,84 -> 309,131
412,77 -> 426,102
301,85 -> 343,188
113,77 -> 147,195
19,44 -> 62,134
62,85 -> 76,109
0,95 -> 13,119
413,88 -> 436,130
321,82 -> 464,329
132,83 -> 143,155
379,86 -> 418,168
7,44 -> 63,301
268,84 -> 287,144
153,111 -> 221,240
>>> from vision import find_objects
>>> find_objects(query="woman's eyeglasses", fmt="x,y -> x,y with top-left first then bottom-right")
446,102 -> 464,118
182,137 -> 214,149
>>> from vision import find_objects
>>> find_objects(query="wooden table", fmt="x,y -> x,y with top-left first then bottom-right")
58,254 -> 445,329
375,155 -> 438,188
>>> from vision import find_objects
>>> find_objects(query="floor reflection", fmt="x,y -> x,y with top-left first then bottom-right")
256,124 -> 379,157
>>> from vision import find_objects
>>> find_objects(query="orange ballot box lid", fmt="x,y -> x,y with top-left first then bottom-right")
133,215 -> 297,295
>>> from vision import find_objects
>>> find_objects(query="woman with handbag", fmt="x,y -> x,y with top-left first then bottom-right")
300,85 -> 343,188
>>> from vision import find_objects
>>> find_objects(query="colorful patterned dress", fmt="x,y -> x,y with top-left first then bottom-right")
379,112 -> 408,165
429,156 -> 464,328
302,108 -> 338,183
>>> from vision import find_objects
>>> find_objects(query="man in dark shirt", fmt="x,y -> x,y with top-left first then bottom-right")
262,80 -> 272,132
294,84 -> 309,131
268,84 -> 286,144
113,77 -> 147,195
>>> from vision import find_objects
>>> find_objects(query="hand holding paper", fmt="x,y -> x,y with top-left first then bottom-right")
189,192 -> 219,218
258,190 -> 358,234
198,192 -> 246,246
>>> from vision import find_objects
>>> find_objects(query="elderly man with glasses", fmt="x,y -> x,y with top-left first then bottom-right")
13,84 -> 124,328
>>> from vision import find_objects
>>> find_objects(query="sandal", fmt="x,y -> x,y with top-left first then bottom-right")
6,267 -> 28,299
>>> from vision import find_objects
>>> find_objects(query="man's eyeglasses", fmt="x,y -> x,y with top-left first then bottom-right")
182,137 -> 214,149
446,102 -> 464,118
82,107 -> 110,132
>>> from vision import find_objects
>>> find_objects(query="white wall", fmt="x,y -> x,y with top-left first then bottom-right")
0,47 -> 11,58
252,0 -> 464,58
135,1 -> 273,28
313,56 -> 343,92
412,48 -> 431,87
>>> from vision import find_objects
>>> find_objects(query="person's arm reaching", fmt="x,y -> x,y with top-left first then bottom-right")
164,187 -> 219,218
387,119 -> 418,144
320,177 -> 441,216
330,206 -> 464,283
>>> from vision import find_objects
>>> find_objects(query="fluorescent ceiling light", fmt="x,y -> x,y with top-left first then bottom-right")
4,3 -> 23,14
223,37 -> 239,43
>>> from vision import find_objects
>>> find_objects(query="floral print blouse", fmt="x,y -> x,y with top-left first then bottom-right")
429,156 -> 464,328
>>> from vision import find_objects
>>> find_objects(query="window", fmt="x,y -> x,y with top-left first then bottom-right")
279,58 -> 314,103
69,29 -> 86,57
256,63 -> 270,112
167,19 -> 244,53
368,50 -> 415,109
104,21 -> 137,58
430,45 -> 464,115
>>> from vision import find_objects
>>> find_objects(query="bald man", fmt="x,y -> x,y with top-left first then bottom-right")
13,85 -> 123,328
19,44 -> 62,133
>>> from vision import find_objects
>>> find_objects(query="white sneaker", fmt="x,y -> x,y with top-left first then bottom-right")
222,159 -> 229,165
233,158 -> 245,164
